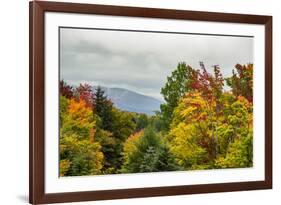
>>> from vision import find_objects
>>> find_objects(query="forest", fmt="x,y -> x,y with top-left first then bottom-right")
59,62 -> 253,176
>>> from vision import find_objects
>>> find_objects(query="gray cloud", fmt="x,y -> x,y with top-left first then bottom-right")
60,28 -> 253,100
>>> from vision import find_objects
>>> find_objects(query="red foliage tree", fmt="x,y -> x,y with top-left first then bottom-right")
75,83 -> 95,108
60,80 -> 73,99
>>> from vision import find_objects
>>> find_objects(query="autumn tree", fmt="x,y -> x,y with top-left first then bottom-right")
61,99 -> 96,139
60,80 -> 73,99
121,130 -> 143,171
167,62 -> 253,170
215,131 -> 253,168
190,63 -> 224,100
59,97 -> 104,176
168,91 -> 253,170
190,63 -> 225,158
60,135 -> 103,176
215,95 -> 253,168
74,83 -> 95,108
168,91 -> 213,169
226,64 -> 253,102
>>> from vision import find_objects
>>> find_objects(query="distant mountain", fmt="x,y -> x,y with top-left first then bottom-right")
93,86 -> 162,115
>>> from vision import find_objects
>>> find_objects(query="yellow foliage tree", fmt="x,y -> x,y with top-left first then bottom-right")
61,98 -> 96,140
122,130 -> 144,167
60,97 -> 104,176
168,90 -> 253,170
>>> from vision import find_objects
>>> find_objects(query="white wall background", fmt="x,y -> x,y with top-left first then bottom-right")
0,0 -> 279,204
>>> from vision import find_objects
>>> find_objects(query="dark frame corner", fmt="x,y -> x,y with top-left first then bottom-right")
29,1 -> 272,204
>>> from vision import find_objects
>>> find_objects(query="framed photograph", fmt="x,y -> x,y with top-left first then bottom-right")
29,1 -> 272,204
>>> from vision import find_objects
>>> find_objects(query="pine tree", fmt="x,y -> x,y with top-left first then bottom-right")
94,86 -> 114,131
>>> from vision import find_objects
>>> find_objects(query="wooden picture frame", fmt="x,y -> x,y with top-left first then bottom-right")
29,1 -> 272,204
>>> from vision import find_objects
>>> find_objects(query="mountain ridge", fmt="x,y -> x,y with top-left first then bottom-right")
92,86 -> 162,115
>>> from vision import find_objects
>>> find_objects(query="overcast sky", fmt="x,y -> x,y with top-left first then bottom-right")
60,28 -> 253,100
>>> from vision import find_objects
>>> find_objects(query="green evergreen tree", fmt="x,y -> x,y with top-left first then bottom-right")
94,86 -> 114,131
121,127 -> 178,173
